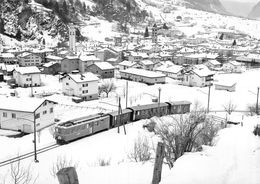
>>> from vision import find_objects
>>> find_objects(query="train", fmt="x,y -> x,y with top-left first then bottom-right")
54,101 -> 192,144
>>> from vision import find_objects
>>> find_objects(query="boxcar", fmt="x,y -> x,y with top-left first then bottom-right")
166,101 -> 191,114
127,103 -> 169,121
55,113 -> 110,143
107,109 -> 132,128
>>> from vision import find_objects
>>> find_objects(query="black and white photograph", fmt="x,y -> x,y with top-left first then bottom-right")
0,0 -> 260,183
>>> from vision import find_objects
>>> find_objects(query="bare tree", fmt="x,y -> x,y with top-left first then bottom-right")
247,103 -> 257,116
10,157 -> 37,184
128,135 -> 153,163
222,100 -> 237,115
150,105 -> 221,169
98,79 -> 117,98
50,156 -> 78,178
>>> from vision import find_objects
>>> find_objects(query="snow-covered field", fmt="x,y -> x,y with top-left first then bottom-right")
0,68 -> 260,183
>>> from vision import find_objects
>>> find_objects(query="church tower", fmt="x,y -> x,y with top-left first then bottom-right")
69,24 -> 76,54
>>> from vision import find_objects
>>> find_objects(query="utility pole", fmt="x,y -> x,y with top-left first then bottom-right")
31,77 -> 34,97
158,87 -> 161,116
117,97 -> 126,134
207,84 -> 211,113
256,87 -> 259,115
33,112 -> 38,162
126,81 -> 128,108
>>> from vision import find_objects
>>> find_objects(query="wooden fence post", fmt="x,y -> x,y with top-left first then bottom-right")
57,167 -> 79,184
152,142 -> 165,184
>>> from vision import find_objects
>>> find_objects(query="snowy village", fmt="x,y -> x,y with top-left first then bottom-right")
0,0 -> 260,183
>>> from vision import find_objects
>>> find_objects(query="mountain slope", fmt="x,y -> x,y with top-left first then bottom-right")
248,1 -> 260,19
221,1 -> 255,17
177,0 -> 229,15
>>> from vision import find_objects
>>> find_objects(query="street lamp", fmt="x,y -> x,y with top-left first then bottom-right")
18,113 -> 39,163
158,87 -> 161,116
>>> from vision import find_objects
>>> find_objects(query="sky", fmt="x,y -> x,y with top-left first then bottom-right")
221,0 -> 258,2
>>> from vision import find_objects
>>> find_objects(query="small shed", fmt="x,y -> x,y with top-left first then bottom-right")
214,80 -> 236,92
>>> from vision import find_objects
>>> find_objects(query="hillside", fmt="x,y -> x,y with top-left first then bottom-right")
221,0 -> 255,17
248,1 -> 260,19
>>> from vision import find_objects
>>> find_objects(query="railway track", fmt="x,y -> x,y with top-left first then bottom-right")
0,143 -> 59,167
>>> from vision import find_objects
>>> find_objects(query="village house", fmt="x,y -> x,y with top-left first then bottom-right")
17,52 -> 43,67
155,64 -> 183,80
61,72 -> 99,101
139,60 -> 155,71
0,53 -> 17,64
204,60 -> 222,70
13,66 -> 41,87
61,55 -> 79,73
223,60 -> 243,73
94,48 -> 118,62
86,62 -> 115,79
118,60 -> 138,70
0,96 -> 56,133
149,53 -> 161,63
79,55 -> 101,73
181,66 -> 215,87
128,52 -> 149,62
0,63 -> 19,76
42,62 -> 61,75
119,68 -> 166,85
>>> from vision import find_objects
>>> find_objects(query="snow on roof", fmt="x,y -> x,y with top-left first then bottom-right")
46,55 -> 63,60
118,60 -> 137,67
94,62 -> 115,70
79,55 -> 100,61
18,52 -> 32,58
192,67 -> 215,77
0,64 -> 19,72
120,68 -> 166,78
229,60 -> 242,66
68,72 -> 99,83
156,64 -> 183,74
0,53 -> 15,58
107,57 -> 117,62
65,55 -> 78,60
208,60 -> 221,65
15,66 -> 41,74
140,60 -> 154,66
43,61 -> 58,68
206,53 -> 219,59
214,80 -> 236,87
0,96 -> 49,113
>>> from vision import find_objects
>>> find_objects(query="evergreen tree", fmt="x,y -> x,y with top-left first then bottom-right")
62,0 -> 68,13
144,27 -> 149,37
54,1 -> 60,13
232,39 -> 237,46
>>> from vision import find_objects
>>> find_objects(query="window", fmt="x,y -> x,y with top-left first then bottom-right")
43,101 -> 47,106
66,83 -> 69,86
3,112 -> 7,118
35,113 -> 40,119
50,108 -> 53,113
12,113 -> 16,119
43,110 -> 47,115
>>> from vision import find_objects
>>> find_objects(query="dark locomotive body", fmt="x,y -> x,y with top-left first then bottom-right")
54,101 -> 192,144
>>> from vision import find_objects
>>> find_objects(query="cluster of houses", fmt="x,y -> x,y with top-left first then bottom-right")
0,24 -> 259,133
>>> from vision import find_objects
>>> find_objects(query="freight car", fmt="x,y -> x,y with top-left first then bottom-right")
54,101 -> 191,144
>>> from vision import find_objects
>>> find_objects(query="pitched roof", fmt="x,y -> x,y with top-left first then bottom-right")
120,68 -> 166,78
0,97 -> 54,113
118,60 -> 137,67
67,72 -> 99,83
192,67 -> 215,77
0,53 -> 15,58
229,60 -> 242,66
14,66 -> 41,74
79,55 -> 100,62
93,62 -> 115,70
140,60 -> 154,66
46,55 -> 63,60
43,61 -> 58,67
18,52 -> 32,58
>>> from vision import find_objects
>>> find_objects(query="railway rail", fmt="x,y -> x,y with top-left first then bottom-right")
0,143 -> 59,168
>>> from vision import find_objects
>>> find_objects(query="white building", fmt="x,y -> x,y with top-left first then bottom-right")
155,64 -> 183,80
61,72 -> 99,101
182,66 -> 215,87
13,66 -> 41,87
0,97 -> 56,133
118,60 -> 138,70
17,52 -> 42,66
223,61 -> 243,73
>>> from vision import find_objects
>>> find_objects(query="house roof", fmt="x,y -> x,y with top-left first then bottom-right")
18,52 -> 32,58
120,68 -> 166,78
93,62 -> 115,70
43,61 -> 58,68
192,67 -> 215,77
118,60 -> 137,67
65,55 -> 78,60
0,97 -> 55,113
0,64 -> 19,72
80,55 -> 100,62
46,55 -> 63,60
14,66 -> 41,74
208,60 -> 221,66
156,64 -> 183,74
229,60 -> 242,66
0,53 -> 15,58
140,60 -> 154,66
67,72 -> 99,83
